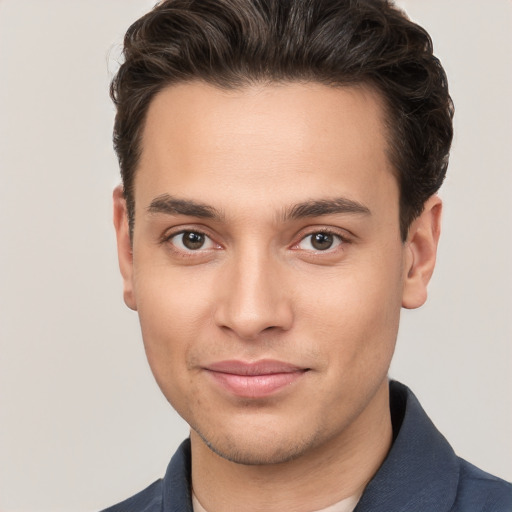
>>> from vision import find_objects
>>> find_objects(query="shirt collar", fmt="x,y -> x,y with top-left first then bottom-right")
353,381 -> 459,512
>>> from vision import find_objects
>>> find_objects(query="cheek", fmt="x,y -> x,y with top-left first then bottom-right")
133,266 -> 213,383
298,252 -> 404,364
135,261 -> 213,325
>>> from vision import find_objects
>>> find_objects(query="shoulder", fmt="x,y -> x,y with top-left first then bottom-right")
98,439 -> 193,512
100,479 -> 163,512
451,459 -> 512,511
370,382 -> 512,512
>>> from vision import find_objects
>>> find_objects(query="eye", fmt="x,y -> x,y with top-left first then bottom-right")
297,231 -> 343,251
168,230 -> 216,251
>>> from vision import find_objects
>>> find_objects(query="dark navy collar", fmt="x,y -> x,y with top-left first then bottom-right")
161,380 -> 460,512
163,436 -> 193,512
353,380 -> 459,511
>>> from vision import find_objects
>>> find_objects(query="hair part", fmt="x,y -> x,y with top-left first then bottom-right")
110,0 -> 454,241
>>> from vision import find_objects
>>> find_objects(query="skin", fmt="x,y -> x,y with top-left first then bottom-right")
114,82 -> 442,512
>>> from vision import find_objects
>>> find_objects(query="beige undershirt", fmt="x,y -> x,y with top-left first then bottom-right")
192,491 -> 361,512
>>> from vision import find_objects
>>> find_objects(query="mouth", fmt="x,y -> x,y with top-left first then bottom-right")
203,359 -> 310,398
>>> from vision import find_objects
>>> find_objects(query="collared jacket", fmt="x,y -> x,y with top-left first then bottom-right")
101,381 -> 512,511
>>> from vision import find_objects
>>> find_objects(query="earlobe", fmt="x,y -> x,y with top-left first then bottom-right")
113,185 -> 137,311
402,195 -> 442,309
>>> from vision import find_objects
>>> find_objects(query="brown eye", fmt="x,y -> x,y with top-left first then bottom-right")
297,231 -> 343,252
311,233 -> 334,250
181,231 -> 205,250
168,230 -> 216,251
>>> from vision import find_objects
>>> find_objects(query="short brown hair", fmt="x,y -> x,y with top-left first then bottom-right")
111,0 -> 453,240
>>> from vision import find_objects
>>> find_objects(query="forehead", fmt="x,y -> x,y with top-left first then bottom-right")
136,81 -> 396,217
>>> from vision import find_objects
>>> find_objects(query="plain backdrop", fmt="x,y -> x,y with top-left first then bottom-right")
0,1 -> 511,511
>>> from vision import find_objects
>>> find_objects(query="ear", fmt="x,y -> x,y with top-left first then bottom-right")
113,185 -> 137,311
402,195 -> 442,309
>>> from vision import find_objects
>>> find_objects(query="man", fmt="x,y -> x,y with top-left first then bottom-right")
104,0 -> 512,510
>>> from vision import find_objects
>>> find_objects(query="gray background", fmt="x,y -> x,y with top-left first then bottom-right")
0,1 -> 511,511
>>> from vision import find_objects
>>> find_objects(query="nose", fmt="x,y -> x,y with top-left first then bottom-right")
213,247 -> 294,340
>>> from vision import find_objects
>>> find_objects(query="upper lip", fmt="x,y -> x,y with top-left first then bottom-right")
204,359 -> 308,376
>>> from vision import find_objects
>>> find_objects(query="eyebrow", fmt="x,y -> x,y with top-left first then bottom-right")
147,194 -> 370,221
147,194 -> 222,219
283,198 -> 371,220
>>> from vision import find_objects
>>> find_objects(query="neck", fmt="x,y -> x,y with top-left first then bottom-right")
191,380 -> 392,512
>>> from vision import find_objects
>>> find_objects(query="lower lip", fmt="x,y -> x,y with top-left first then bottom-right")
206,370 -> 306,398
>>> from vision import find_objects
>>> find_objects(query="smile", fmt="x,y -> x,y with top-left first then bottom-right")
203,360 -> 310,398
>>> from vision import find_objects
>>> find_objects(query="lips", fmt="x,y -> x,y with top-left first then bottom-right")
203,360 -> 309,398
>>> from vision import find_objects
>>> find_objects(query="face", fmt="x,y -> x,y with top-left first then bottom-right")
114,81 -> 437,465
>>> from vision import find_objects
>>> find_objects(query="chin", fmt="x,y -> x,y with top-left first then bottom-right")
192,423 -> 319,466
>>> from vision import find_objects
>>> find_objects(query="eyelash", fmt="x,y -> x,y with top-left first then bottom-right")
292,228 -> 350,253
160,228 -> 221,258
160,227 -> 351,257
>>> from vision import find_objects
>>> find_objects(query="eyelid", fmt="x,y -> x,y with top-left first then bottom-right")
158,224 -> 351,255
161,224 -> 213,241
172,232 -> 216,251
290,227 -> 352,252
160,225 -> 223,252
298,233 -> 342,251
